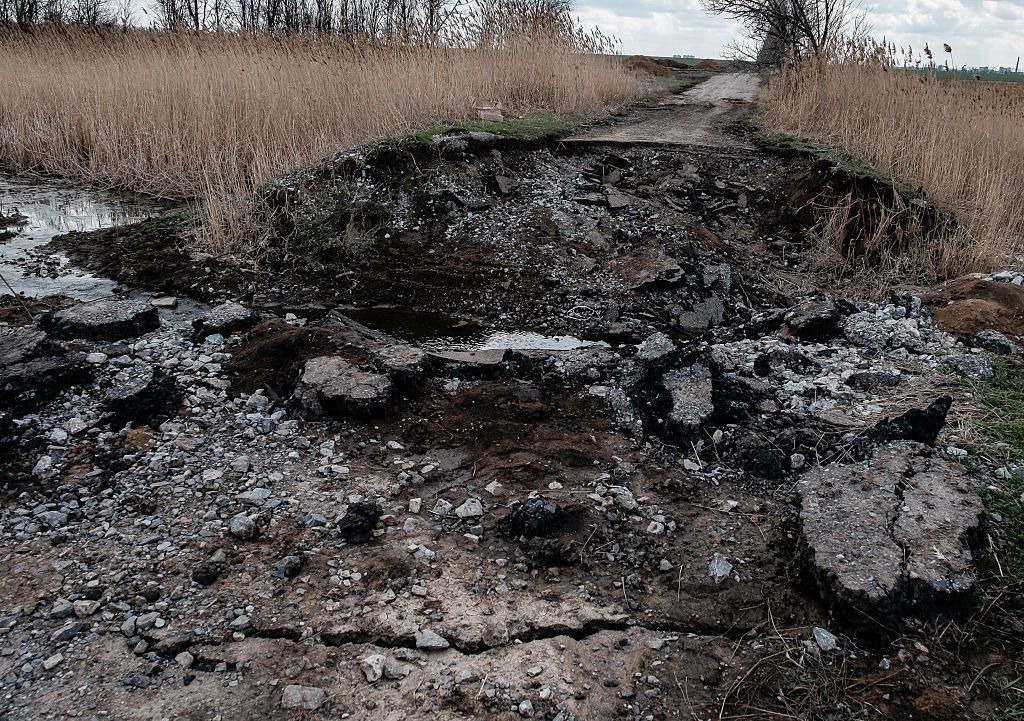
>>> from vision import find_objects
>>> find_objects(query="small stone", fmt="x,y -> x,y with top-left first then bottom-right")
360,654 -> 386,682
812,627 -> 839,652
36,509 -> 67,528
518,699 -> 535,718
659,559 -> 673,572
85,352 -> 108,364
235,487 -> 271,506
790,453 -> 806,470
73,600 -> 101,618
708,553 -> 733,584
151,296 -> 178,308
281,685 -> 326,710
228,514 -> 256,540
525,665 -> 543,678
32,456 -> 56,479
455,498 -> 484,518
175,651 -> 195,668
408,498 -> 422,514
42,653 -> 64,671
275,555 -> 303,578
50,601 -> 75,619
415,629 -> 450,650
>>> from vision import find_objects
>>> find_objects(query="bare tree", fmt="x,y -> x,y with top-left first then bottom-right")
701,0 -> 866,65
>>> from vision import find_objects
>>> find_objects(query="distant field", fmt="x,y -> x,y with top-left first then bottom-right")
900,67 -> 1024,84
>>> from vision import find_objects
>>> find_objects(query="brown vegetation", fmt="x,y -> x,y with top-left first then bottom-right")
0,21 -> 642,253
763,52 -> 1024,283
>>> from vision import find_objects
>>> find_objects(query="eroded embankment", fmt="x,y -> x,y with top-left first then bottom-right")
1,111 -> 1021,721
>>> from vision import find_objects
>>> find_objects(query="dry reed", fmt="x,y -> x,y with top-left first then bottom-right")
0,27 -> 642,253
762,54 -> 1024,283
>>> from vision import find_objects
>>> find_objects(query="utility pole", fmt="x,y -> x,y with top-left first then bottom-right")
1017,57 -> 1021,73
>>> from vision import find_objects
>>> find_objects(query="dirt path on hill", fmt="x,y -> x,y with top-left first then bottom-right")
566,72 -> 761,148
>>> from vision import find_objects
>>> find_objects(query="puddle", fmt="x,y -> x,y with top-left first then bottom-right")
341,307 -> 596,352
1,176 -> 163,301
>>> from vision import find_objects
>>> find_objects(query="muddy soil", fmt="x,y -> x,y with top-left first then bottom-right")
2,73 -> 1022,721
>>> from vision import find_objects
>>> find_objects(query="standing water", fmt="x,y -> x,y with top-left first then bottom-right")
0,176 -> 161,301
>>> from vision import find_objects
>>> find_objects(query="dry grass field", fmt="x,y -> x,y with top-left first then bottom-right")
0,27 -> 642,252
762,57 -> 1024,283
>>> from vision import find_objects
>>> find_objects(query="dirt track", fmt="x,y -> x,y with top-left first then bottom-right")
566,72 -> 761,148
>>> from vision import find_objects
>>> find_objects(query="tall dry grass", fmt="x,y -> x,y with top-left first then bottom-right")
762,55 -> 1024,283
0,27 -> 642,253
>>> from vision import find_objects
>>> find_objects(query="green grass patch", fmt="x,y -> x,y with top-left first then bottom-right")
408,111 -> 581,144
958,358 -> 1024,718
972,358 -> 1024,582
978,358 -> 1024,457
755,131 -> 917,197
981,472 -> 1024,582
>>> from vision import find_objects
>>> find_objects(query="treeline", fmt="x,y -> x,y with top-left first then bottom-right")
0,0 -> 127,28
0,0 -> 587,46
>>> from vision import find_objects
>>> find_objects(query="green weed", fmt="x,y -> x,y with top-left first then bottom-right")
409,111 -> 581,143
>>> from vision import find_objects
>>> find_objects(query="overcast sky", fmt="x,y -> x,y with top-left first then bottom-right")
574,1 -> 1024,68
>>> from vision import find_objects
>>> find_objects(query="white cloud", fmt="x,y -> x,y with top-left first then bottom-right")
575,1 -> 1024,67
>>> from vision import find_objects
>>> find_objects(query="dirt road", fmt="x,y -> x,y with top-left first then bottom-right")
567,72 -> 761,148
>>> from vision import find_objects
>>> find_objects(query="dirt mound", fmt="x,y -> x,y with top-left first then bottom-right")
694,58 -> 724,71
651,57 -> 691,70
924,277 -> 1024,337
224,319 -> 338,396
624,55 -> 672,77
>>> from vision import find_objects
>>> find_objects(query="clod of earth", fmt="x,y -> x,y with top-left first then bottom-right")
661,365 -> 714,436
43,298 -> 159,341
869,395 -> 952,447
0,326 -> 91,410
497,496 -> 568,539
294,356 -> 393,418
798,444 -> 984,622
192,301 -> 260,338
336,501 -> 382,543
103,368 -> 183,429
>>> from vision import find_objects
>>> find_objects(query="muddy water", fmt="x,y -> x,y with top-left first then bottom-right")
0,176 -> 161,301
342,307 -> 598,352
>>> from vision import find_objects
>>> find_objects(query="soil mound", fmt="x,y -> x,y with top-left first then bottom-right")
694,58 -> 724,71
925,277 -> 1024,337
652,57 -> 691,70
624,55 -> 672,77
